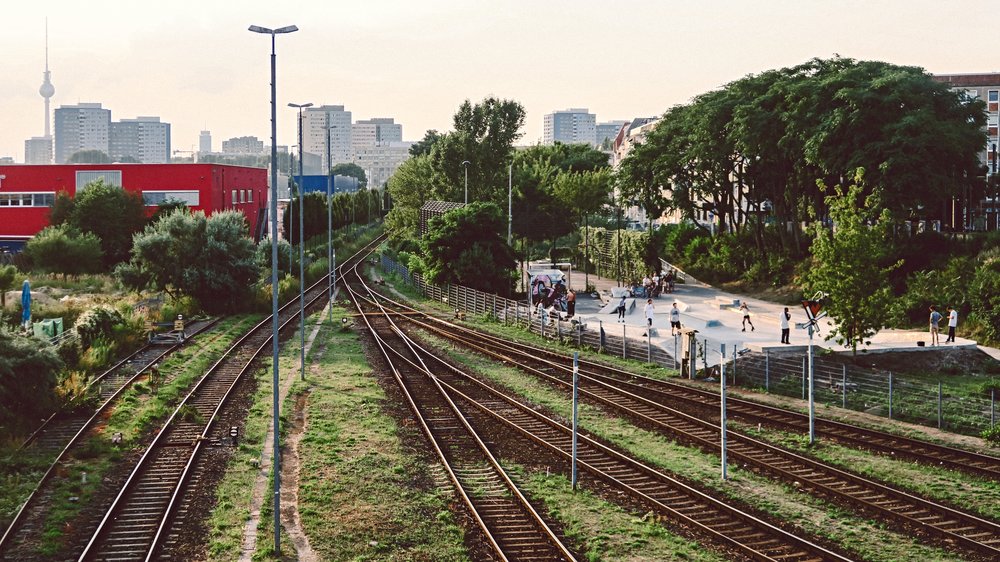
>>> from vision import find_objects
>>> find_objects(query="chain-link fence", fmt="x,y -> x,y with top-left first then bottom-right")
733,350 -> 997,436
380,255 -> 677,366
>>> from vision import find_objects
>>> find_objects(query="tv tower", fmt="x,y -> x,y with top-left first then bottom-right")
39,18 -> 55,138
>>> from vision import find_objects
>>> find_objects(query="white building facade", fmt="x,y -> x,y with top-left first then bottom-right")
543,108 -> 597,146
110,116 -> 171,163
353,141 -> 414,188
301,105 -> 352,175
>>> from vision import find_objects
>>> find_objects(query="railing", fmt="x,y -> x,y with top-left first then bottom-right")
732,350 -> 997,436
380,255 -> 677,367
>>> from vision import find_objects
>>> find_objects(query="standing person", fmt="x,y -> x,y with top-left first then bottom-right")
617,294 -> 627,322
740,302 -> 755,332
780,307 -> 791,344
929,305 -> 942,346
946,306 -> 958,343
644,298 -> 655,328
566,289 -> 576,318
670,302 -> 681,336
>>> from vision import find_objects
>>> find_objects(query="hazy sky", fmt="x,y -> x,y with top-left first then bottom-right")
2,1 -> 996,161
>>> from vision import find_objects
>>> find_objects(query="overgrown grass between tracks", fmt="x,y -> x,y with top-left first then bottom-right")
428,332 -> 963,562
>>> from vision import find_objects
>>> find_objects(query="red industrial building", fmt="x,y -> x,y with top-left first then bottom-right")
0,164 -> 268,250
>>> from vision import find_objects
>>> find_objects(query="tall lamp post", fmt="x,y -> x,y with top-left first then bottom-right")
248,22 -> 298,555
289,102 -> 312,382
462,160 -> 470,204
327,117 -> 335,319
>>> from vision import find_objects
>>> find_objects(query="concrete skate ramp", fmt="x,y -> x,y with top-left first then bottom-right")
600,298 -> 637,315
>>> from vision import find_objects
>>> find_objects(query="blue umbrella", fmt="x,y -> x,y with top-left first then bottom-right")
21,279 -> 31,328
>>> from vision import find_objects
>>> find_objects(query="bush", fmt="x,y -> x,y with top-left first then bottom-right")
75,306 -> 125,350
982,425 -> 1000,446
0,326 -> 63,432
969,249 -> 1000,343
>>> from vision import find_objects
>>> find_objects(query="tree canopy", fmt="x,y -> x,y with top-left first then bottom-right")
422,203 -> 517,296
51,179 -> 147,267
116,209 -> 258,313
330,163 -> 367,189
619,57 -> 986,255
804,171 -> 902,355
68,149 -> 111,163
23,224 -> 104,278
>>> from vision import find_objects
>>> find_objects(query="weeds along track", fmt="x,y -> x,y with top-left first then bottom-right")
0,319 -> 219,555
46,236 -> 386,562
349,271 -> 850,562
346,271 -> 577,561
363,289 -> 1000,559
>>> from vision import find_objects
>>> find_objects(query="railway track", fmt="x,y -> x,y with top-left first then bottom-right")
73,238 -> 384,561
347,265 -> 851,561
0,318 -> 219,555
360,285 -> 1000,559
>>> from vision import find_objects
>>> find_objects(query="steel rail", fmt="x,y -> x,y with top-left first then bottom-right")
0,318 -> 219,555
344,259 -> 577,561
350,268 -> 850,562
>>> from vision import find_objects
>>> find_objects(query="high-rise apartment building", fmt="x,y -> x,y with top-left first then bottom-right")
300,105 -> 352,175
54,103 -> 111,163
110,117 -> 171,163
353,141 -> 414,188
543,108 -> 597,146
25,137 -> 53,165
596,120 -> 629,149
199,130 -> 212,154
221,136 -> 265,155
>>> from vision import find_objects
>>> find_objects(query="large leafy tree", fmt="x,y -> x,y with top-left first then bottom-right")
0,327 -> 63,431
385,155 -> 436,245
24,225 -> 104,278
422,203 -> 516,296
430,97 -> 525,205
409,130 -> 442,157
68,149 -> 111,163
804,172 -> 901,355
330,163 -> 367,189
117,209 -> 259,313
52,179 -> 147,267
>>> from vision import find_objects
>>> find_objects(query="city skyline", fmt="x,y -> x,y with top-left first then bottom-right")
2,1 -> 996,162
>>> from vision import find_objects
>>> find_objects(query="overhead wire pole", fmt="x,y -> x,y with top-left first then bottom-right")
248,22 -> 298,555
327,115 -> 334,319
290,102 -> 313,381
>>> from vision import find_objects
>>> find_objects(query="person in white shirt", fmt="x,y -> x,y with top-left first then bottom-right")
670,303 -> 681,335
945,306 -> 958,343
644,299 -> 654,328
780,307 -> 791,344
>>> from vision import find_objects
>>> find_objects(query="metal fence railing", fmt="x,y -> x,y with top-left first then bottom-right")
733,350 -> 997,436
380,255 -> 677,367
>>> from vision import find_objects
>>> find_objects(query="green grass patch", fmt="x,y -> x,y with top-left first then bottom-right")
207,305 -> 468,561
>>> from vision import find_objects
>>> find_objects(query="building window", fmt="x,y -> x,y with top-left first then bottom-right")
76,170 -> 122,190
240,189 -> 246,203
141,191 -> 200,207
990,90 -> 999,102
232,190 -> 237,205
0,192 -> 55,207
248,190 -> 253,203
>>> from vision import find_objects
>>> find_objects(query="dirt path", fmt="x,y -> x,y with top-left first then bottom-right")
279,391 -> 319,561
238,306 -> 329,562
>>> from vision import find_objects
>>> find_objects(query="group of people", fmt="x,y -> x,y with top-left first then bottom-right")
928,305 -> 959,346
628,269 -> 678,299
531,276 -> 577,321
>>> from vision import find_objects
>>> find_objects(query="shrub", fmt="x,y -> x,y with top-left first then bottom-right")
75,306 -> 124,350
969,249 -> 1000,343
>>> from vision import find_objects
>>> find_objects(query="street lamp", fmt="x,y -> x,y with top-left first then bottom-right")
461,160 -> 470,204
326,116 -> 335,319
248,22 -> 297,556
289,102 -> 312,383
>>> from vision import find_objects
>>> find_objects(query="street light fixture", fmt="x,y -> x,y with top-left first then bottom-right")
461,160 -> 470,204
248,22 -> 297,556
289,102 -> 312,383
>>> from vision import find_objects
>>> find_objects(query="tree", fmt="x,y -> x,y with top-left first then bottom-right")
422,203 -> 516,296
117,209 -> 259,313
969,248 -> 1000,343
385,155 -> 436,245
24,225 -> 104,278
282,192 -> 331,245
330,163 -> 368,189
0,326 -> 63,431
409,129 -> 442,157
149,198 -> 189,223
804,171 -> 901,355
65,179 -> 147,267
0,265 -> 17,311
68,149 -> 111,163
